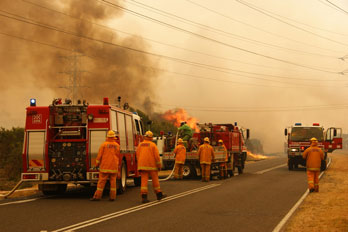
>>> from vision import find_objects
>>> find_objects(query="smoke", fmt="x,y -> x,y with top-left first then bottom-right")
0,0 -> 159,125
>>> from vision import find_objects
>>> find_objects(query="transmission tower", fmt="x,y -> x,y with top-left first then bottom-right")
59,51 -> 88,104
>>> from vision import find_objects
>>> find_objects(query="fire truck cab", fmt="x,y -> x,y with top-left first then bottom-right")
284,123 -> 342,171
21,98 -> 143,195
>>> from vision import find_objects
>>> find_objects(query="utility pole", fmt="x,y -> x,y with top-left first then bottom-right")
59,51 -> 88,104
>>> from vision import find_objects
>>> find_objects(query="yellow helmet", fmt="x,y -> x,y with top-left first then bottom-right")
145,131 -> 153,138
203,137 -> 210,143
178,138 -> 184,143
310,137 -> 318,141
107,130 -> 116,138
218,139 -> 223,143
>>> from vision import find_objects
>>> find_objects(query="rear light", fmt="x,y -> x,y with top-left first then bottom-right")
313,123 -> 320,126
23,174 -> 38,179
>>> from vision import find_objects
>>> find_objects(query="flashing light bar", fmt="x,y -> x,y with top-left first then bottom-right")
294,123 -> 302,126
313,123 -> 320,126
103,97 -> 109,105
30,98 -> 36,107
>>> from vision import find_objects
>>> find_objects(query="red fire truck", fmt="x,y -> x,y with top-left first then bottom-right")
162,123 -> 250,178
21,98 -> 144,195
284,123 -> 342,171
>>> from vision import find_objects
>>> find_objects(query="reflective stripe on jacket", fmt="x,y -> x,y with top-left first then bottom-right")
219,145 -> 228,162
302,146 -> 324,171
174,144 -> 186,164
96,138 -> 120,173
137,139 -> 161,171
198,143 -> 215,164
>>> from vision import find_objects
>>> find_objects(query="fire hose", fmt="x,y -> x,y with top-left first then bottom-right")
0,180 -> 24,199
150,131 -> 179,182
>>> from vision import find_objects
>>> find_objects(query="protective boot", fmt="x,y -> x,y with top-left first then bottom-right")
141,194 -> 150,203
156,192 -> 167,201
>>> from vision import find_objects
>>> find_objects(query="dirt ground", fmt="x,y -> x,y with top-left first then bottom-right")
283,150 -> 348,232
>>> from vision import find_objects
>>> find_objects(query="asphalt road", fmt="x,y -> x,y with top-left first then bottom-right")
0,156 -> 309,232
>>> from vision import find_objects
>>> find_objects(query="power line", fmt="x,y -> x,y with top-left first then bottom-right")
324,0 -> 348,15
21,0 -> 294,72
98,0 -> 343,74
1,30 -> 346,89
236,0 -> 348,47
21,0 -> 348,80
157,103 -> 348,112
125,0 -> 338,59
186,0 -> 346,53
1,8 -> 345,84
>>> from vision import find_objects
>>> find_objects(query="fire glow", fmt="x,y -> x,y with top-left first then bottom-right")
247,150 -> 268,160
162,108 -> 199,132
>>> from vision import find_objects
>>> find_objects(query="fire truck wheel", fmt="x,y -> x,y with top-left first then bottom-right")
134,177 -> 141,187
183,164 -> 196,179
117,160 -> 127,194
237,166 -> 243,174
228,170 -> 234,177
288,159 -> 294,171
320,160 -> 327,171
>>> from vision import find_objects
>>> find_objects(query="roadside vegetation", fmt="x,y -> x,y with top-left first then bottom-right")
0,127 -> 24,190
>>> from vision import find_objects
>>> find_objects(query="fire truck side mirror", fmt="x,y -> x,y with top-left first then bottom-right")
246,129 -> 250,139
284,128 -> 288,136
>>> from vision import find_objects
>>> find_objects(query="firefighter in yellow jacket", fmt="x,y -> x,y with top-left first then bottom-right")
173,138 -> 186,180
302,137 -> 324,193
137,131 -> 167,203
218,139 -> 228,179
198,137 -> 215,182
91,130 -> 120,201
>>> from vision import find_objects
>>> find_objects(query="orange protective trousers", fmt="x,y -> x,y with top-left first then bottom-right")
201,164 -> 211,181
174,163 -> 184,179
219,163 -> 227,179
307,170 -> 320,192
93,172 -> 117,199
140,171 -> 161,195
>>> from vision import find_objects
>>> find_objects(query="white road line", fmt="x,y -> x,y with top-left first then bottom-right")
0,198 -> 38,206
51,184 -> 220,232
254,164 -> 287,174
272,157 -> 332,232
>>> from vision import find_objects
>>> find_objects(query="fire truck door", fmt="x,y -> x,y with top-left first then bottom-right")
89,130 -> 107,168
325,127 -> 343,152
26,131 -> 46,171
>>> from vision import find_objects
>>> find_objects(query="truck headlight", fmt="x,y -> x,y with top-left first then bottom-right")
290,148 -> 298,152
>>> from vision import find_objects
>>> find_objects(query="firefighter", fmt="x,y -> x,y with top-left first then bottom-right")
173,138 -> 186,180
137,130 -> 167,203
198,137 -> 215,182
178,121 -> 193,148
302,137 -> 324,193
90,130 -> 120,201
218,139 -> 228,179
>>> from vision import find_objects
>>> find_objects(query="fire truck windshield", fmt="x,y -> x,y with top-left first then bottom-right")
290,127 -> 324,142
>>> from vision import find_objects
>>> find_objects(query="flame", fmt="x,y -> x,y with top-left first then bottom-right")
162,108 -> 199,132
247,150 -> 268,160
